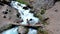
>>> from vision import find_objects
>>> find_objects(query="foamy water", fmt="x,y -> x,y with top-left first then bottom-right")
11,1 -> 39,25
2,1 -> 39,34
2,27 -> 18,34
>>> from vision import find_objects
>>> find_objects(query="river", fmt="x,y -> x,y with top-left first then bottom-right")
2,1 -> 39,34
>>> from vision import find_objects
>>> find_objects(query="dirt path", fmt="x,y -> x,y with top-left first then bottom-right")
45,1 -> 60,34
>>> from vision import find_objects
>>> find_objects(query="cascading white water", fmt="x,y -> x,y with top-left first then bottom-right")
28,28 -> 37,34
2,1 -> 39,34
10,1 -> 39,25
2,27 -> 37,34
2,27 -> 18,34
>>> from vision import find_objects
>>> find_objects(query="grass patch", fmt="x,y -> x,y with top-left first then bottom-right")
16,0 -> 28,5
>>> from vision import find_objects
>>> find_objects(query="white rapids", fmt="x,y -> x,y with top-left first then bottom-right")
28,28 -> 37,34
2,1 -> 40,34
10,1 -> 39,25
2,27 -> 18,34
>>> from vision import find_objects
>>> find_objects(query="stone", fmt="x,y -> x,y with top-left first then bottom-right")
0,4 -> 19,33
18,26 -> 28,34
24,0 -> 55,9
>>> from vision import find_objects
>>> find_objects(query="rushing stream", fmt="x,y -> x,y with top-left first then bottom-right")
2,1 -> 39,34
2,27 -> 18,34
10,1 -> 39,25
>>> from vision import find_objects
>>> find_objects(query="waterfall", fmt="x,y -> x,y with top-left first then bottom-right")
10,1 -> 39,25
28,28 -> 37,34
2,1 -> 40,34
2,27 -> 18,34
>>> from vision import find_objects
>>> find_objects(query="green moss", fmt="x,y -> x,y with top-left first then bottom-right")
40,30 -> 48,34
16,0 -> 28,5
34,13 -> 48,25
40,9 -> 46,15
34,13 -> 43,21
34,8 -> 48,25
38,28 -> 48,34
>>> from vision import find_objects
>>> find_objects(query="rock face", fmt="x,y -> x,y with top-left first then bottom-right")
0,0 -> 11,6
24,0 -> 54,9
0,4 -> 19,33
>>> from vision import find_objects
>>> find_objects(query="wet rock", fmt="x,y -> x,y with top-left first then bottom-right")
0,0 -> 10,2
3,15 -> 6,18
16,12 -> 20,18
2,11 -> 8,14
27,4 -> 33,9
0,2 -> 4,6
18,26 -> 28,34
23,7 -> 28,10
0,0 -> 11,6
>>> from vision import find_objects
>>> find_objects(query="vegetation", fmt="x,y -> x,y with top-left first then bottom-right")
38,28 -> 48,34
34,13 -> 43,20
34,10 -> 48,25
33,8 -> 48,34
38,30 -> 48,34
16,0 -> 28,5
40,9 -> 46,15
